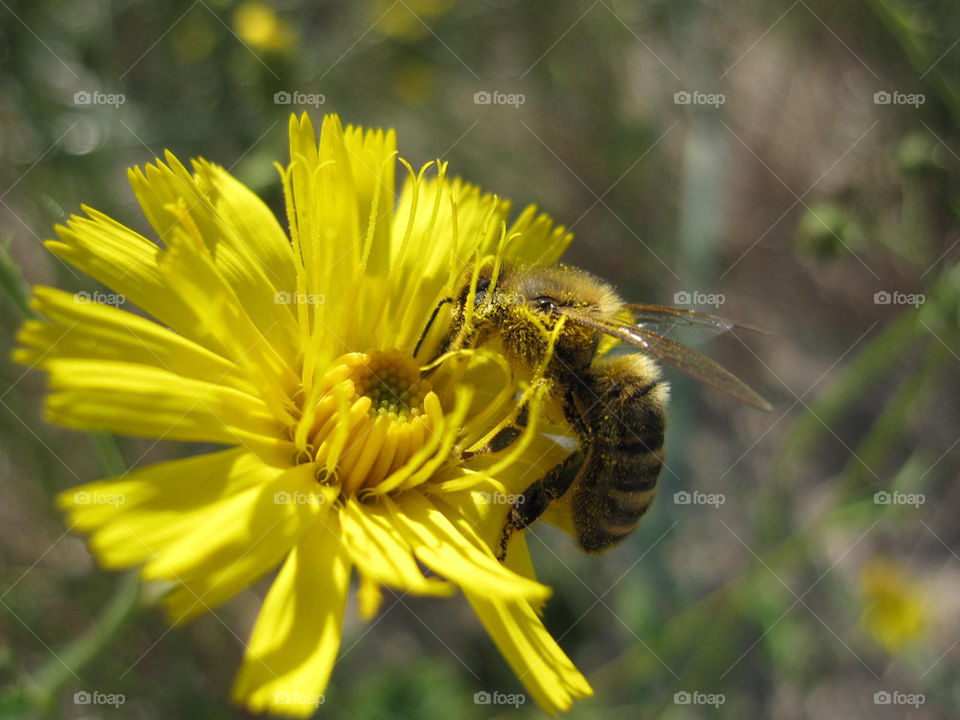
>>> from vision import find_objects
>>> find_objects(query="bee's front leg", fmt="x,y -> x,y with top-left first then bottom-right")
496,450 -> 584,562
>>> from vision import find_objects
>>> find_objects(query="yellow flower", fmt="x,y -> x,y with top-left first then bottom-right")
860,558 -> 927,654
234,1 -> 295,53
16,113 -> 592,715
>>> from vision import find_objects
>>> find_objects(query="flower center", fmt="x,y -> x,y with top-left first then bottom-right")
351,349 -> 431,419
298,350 -> 444,497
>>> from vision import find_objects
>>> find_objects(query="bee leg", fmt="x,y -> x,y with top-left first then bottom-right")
496,450 -> 583,561
462,404 -> 529,460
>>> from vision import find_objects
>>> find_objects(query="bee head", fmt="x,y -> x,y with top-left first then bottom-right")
448,262 -> 623,376
515,265 -> 623,372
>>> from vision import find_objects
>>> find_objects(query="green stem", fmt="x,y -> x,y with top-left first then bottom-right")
23,572 -> 142,716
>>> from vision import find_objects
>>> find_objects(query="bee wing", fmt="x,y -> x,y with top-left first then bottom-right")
622,303 -> 769,336
555,307 -> 773,411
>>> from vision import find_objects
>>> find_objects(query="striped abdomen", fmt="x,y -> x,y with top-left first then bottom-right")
567,355 -> 669,553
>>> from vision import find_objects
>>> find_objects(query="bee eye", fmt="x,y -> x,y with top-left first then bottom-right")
531,296 -> 556,314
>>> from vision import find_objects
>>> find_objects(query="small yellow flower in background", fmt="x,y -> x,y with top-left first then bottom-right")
15,113 -> 592,716
373,0 -> 456,41
234,1 -> 296,54
860,558 -> 927,654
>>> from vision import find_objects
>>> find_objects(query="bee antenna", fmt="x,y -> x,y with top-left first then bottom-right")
414,296 -> 453,359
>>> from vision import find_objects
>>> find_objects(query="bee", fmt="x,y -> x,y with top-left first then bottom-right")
418,261 -> 771,562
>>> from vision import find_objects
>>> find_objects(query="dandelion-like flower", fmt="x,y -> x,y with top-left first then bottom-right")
16,114 -> 592,715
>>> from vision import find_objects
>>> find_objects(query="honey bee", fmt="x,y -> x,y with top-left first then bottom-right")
419,262 -> 771,561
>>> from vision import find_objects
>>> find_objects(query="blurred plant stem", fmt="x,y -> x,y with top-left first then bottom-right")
869,0 -> 960,125
670,114 -> 729,474
0,248 -> 146,717
0,239 -> 36,319
21,572 -> 143,717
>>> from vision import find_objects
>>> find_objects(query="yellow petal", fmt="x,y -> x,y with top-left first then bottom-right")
356,571 -> 383,621
46,207 -> 225,356
286,114 -> 358,295
390,172 -> 509,350
340,499 -> 454,598
233,514 -> 350,717
44,359 -> 290,462
343,124 -> 397,276
192,158 -> 298,294
129,155 -> 301,369
153,465 -> 333,623
139,463 -> 322,580
466,593 -> 593,714
157,220 -> 300,414
432,489 -> 541,586
385,492 -> 550,603
58,448 -> 269,536
504,203 -> 572,267
15,287 -> 251,393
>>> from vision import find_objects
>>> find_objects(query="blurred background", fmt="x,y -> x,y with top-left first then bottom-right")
1,0 -> 959,718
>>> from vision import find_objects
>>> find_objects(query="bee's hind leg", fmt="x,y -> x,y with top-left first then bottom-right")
496,450 -> 584,562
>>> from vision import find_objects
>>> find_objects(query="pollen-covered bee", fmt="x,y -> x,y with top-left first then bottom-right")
419,261 -> 771,561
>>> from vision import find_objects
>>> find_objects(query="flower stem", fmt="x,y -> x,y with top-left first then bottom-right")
24,571 -> 143,715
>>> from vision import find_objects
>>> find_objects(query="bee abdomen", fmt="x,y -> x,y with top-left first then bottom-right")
573,485 -> 658,553
572,445 -> 663,553
607,445 -> 665,493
